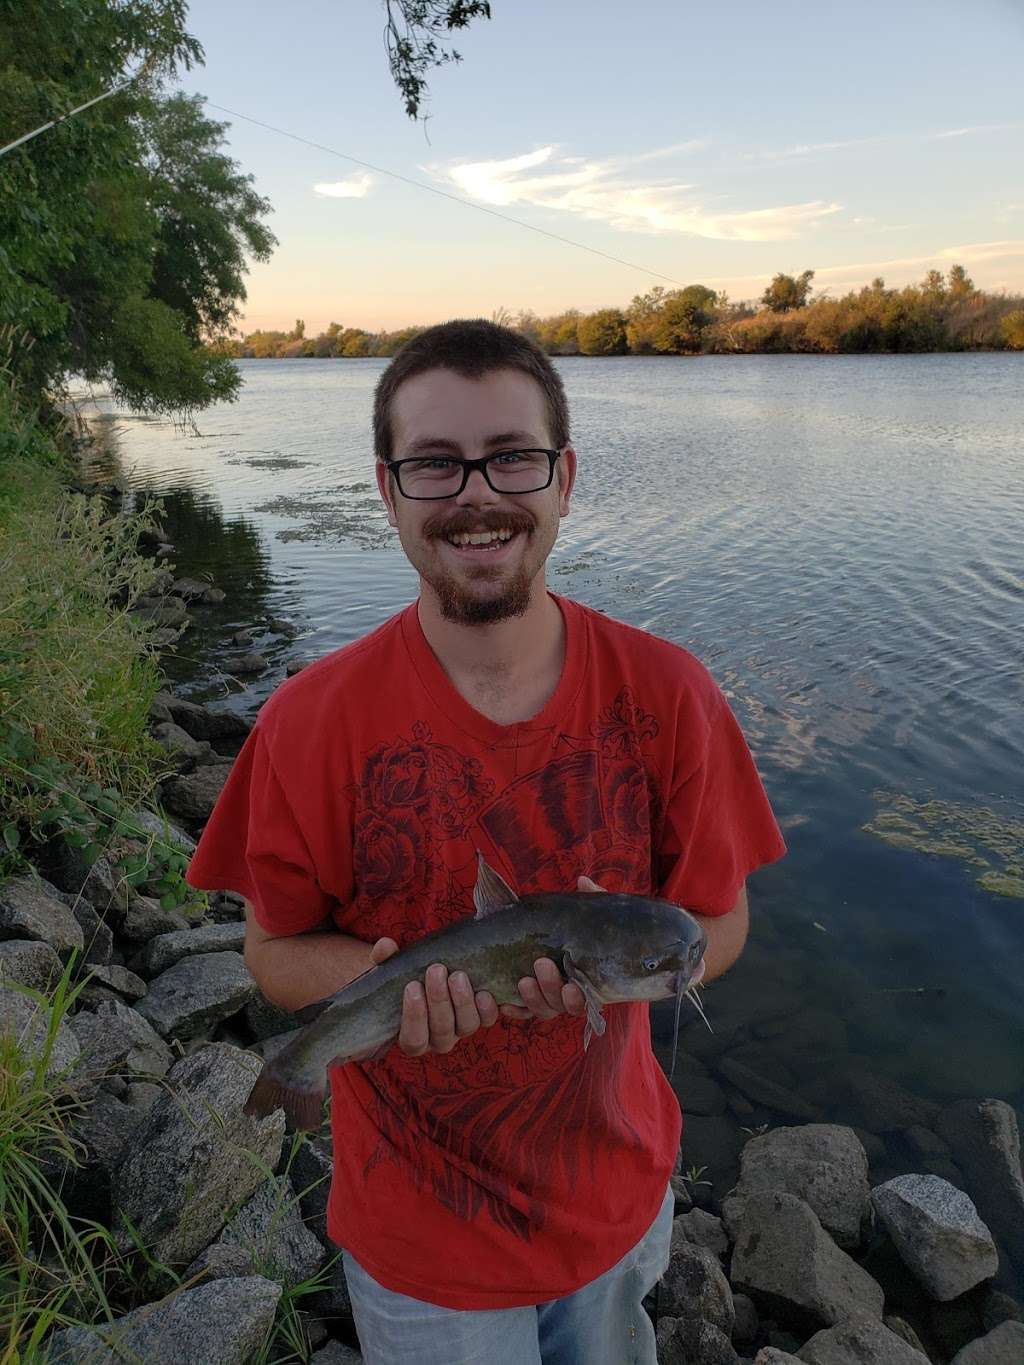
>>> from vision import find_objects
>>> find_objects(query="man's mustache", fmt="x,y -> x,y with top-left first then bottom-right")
423,509 -> 535,539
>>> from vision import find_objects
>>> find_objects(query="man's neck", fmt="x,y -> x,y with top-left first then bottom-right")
417,578 -> 566,722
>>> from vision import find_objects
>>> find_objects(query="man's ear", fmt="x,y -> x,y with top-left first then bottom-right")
375,460 -> 399,528
557,446 -> 577,517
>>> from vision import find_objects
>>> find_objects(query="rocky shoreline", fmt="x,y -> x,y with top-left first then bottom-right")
2,510 -> 1023,1362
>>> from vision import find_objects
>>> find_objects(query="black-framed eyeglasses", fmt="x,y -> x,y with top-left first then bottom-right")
385,448 -> 563,500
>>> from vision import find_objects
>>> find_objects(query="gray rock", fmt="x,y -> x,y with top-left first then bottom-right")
659,1241 -> 734,1334
131,922 -> 246,979
162,763 -> 233,820
151,721 -> 215,764
308,1255 -> 354,1321
230,652 -> 268,676
798,1312 -> 930,1364
950,1321 -> 1024,1364
885,1315 -> 930,1356
68,896 -> 113,966
310,1342 -> 362,1364
125,806 -> 197,854
0,939 -> 63,991
717,1057 -> 820,1123
903,1124 -> 951,1163
732,1292 -> 759,1347
149,694 -> 174,723
46,1274 -> 281,1364
292,1138 -> 334,1249
112,1044 -> 285,1268
169,576 -> 216,602
730,1192 -> 884,1332
63,1091 -> 150,1222
131,594 -> 189,626
267,617 -> 300,638
753,1352 -> 804,1364
671,1209 -> 729,1258
872,1173 -> 998,1300
726,1125 -> 871,1252
198,1175 -> 325,1288
69,999 -> 173,1079
980,1288 -> 1023,1333
82,963 -> 147,1001
136,951 -> 256,1041
0,875 -> 83,959
844,1065 -> 941,1133
245,989 -> 298,1040
657,1316 -> 740,1364
232,629 -> 255,646
162,695 -> 252,742
186,1241 -> 261,1282
0,985 -> 79,1076
286,658 -> 313,676
120,896 -> 189,943
936,1100 -> 1024,1275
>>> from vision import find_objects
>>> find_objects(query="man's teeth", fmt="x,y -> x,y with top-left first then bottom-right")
446,529 -> 515,546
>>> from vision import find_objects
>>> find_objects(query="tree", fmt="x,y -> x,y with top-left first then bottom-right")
921,269 -> 946,299
577,309 -> 627,356
625,286 -> 668,353
947,264 -> 974,298
649,286 -> 718,354
761,270 -> 815,313
0,0 -> 275,414
1001,309 -> 1024,349
383,1 -> 493,120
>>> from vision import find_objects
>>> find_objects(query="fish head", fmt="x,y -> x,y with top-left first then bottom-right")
567,895 -> 707,1004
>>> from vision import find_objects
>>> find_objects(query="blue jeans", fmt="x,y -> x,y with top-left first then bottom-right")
341,1185 -> 674,1365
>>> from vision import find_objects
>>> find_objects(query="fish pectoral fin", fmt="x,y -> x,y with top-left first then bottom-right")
473,850 -> 520,918
563,951 -> 606,1048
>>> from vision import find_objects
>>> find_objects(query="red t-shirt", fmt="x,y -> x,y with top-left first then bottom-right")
186,594 -> 785,1309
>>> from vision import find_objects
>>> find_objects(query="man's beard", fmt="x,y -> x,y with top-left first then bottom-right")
420,507 -> 537,625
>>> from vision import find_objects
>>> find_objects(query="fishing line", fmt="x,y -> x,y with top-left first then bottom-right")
205,101 -> 688,287
0,60 -> 154,160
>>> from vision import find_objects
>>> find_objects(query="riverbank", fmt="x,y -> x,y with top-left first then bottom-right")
3,406 -> 1024,1362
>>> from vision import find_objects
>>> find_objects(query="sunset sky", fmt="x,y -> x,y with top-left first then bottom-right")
177,0 -> 1024,334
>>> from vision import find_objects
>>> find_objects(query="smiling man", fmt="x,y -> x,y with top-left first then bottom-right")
186,319 -> 785,1364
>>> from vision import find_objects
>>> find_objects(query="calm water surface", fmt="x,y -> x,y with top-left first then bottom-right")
85,355 -> 1024,1140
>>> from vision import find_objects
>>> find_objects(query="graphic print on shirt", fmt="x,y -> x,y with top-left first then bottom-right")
347,688 -> 664,1240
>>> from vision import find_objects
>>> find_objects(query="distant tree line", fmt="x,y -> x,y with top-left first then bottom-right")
212,267 -> 1024,361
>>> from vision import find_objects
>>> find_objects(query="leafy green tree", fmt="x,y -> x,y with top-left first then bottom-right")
947,264 -> 974,298
383,1 -> 493,119
576,309 -> 628,356
650,286 -> 718,353
625,286 -> 668,353
921,269 -> 947,299
0,0 -> 274,414
761,270 -> 815,313
1001,309 -> 1024,349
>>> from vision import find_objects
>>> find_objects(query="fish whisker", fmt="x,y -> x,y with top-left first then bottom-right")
686,985 -> 713,1033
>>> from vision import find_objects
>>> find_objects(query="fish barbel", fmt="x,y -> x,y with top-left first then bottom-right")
244,853 -> 708,1129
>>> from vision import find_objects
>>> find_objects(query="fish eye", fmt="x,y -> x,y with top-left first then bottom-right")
689,942 -> 702,961
641,956 -> 660,972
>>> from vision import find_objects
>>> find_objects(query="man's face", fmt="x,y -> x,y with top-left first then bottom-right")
376,367 -> 576,625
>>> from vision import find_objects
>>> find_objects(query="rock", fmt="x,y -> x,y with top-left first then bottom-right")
66,895 -> 113,966
872,1173 -> 998,1300
682,1076 -> 729,1117
885,1315 -> 930,1355
980,1288 -> 1023,1333
0,985 -> 79,1076
82,963 -> 147,1002
0,939 -> 63,991
69,1000 -> 173,1080
671,1209 -> 729,1258
798,1311 -> 931,1364
151,721 -> 215,764
310,1342 -> 362,1364
162,764 -> 233,820
46,1274 -> 281,1364
754,1351 -> 803,1364
120,896 -> 190,943
149,695 -> 174,723
729,1192 -> 884,1334
136,951 -> 256,1041
292,1138 -> 334,1249
852,1127 -> 889,1168
62,1091 -> 149,1222
160,695 -> 252,742
183,1242 -> 255,1282
131,595 -> 190,628
195,1175 -> 325,1288
230,652 -> 268,676
308,1255 -> 355,1321
950,1321 -> 1024,1364
112,1044 -> 285,1268
935,1100 -> 1024,1275
169,576 -> 216,602
844,1065 -> 941,1133
903,1124 -> 952,1163
203,586 -> 226,603
125,807 -> 197,854
732,1292 -> 759,1347
726,1125 -> 871,1251
659,1242 -> 734,1334
656,1316 -> 740,1364
717,1058 -> 820,1123
130,922 -> 246,979
245,990 -> 297,1041
266,617 -> 300,638
286,658 -> 313,676
0,875 -> 83,959
680,1115 -> 747,1193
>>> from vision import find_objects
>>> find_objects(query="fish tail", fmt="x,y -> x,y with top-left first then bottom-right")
244,1063 -> 325,1131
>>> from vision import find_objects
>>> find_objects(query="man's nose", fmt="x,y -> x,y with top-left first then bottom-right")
454,465 -> 500,505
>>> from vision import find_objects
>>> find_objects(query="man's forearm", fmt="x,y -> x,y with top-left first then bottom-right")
696,886 -> 749,984
243,906 -> 376,1012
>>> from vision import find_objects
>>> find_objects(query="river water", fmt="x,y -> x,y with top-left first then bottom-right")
85,354 -> 1024,1150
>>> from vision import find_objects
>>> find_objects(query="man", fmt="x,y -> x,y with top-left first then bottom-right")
186,319 -> 785,1364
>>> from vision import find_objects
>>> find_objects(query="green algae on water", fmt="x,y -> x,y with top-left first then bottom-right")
864,792 -> 1024,900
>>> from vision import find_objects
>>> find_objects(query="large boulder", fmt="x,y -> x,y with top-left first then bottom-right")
656,1316 -> 740,1364
725,1125 -> 872,1251
872,1173 -> 998,1300
46,1274 -> 281,1364
161,764 -> 233,820
950,1321 -> 1024,1364
310,1343 -> 362,1364
112,1044 -> 285,1268
120,896 -> 190,944
0,985 -> 79,1076
158,694 -> 252,742
798,1312 -> 931,1364
0,875 -> 83,960
0,939 -> 63,991
936,1100 -> 1024,1275
659,1242 -> 734,1335
136,951 -> 256,1041
189,1175 -> 325,1289
729,1192 -> 884,1334
69,999 -> 173,1080
130,922 -> 246,979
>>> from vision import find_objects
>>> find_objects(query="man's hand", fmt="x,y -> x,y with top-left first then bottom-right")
498,874 -> 601,1023
370,937 -> 500,1057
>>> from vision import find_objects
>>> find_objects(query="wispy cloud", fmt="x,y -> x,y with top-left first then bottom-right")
931,122 -> 1024,140
440,145 -> 840,243
314,173 -> 375,199
755,121 -> 1024,161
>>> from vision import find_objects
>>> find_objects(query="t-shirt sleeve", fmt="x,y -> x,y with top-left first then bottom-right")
185,725 -> 332,936
656,695 -> 786,916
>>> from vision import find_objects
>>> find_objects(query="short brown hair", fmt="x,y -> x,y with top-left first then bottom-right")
372,319 -> 570,461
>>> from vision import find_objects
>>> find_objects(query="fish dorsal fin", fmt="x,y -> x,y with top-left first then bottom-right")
473,851 -> 519,919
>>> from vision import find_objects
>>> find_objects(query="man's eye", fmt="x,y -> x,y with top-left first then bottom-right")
409,457 -> 456,472
492,450 -> 527,466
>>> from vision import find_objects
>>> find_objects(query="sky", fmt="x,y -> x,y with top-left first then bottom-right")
176,0 -> 1024,335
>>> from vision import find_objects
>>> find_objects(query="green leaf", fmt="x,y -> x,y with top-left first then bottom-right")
3,824 -> 19,852
82,842 -> 101,866
63,830 -> 89,848
159,892 -> 178,911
